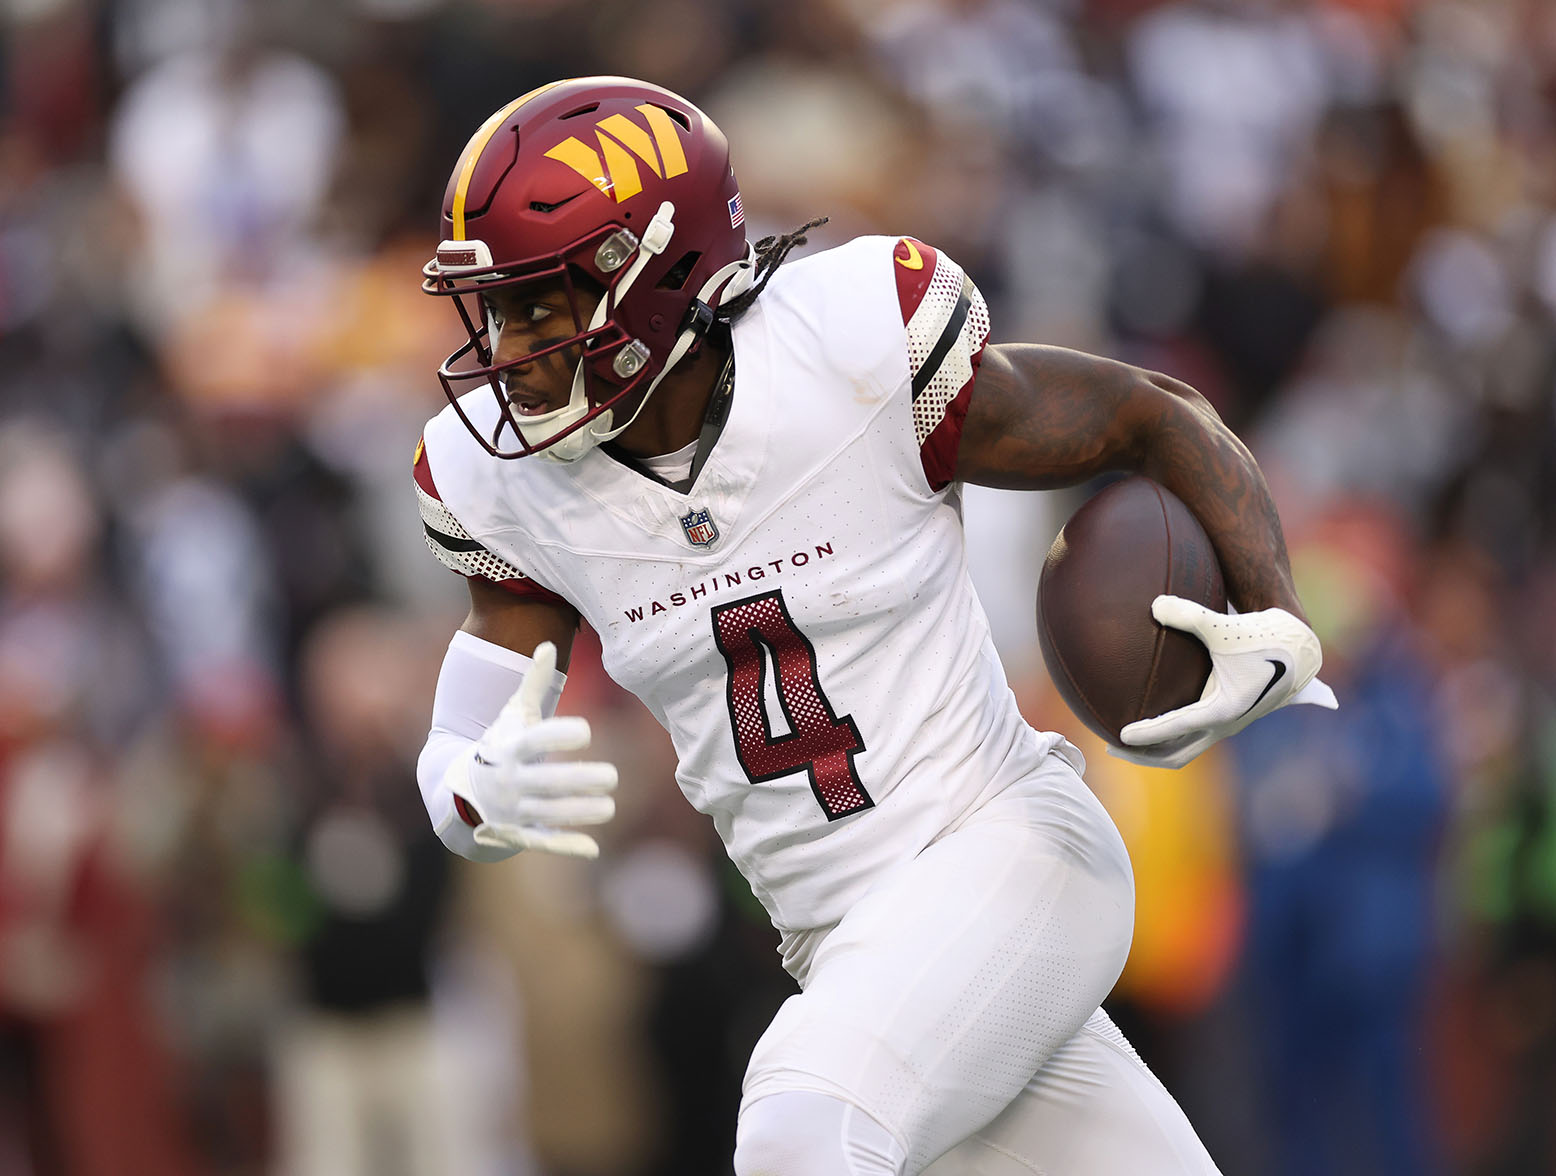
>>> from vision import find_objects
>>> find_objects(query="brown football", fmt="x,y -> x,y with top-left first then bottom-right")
1037,476 -> 1227,747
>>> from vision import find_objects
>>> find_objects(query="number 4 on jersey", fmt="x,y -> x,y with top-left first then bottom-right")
711,590 -> 871,820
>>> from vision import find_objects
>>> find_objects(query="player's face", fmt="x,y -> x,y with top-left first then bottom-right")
485,280 -> 603,417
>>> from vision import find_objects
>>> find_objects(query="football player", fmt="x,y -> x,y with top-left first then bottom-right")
414,78 -> 1335,1176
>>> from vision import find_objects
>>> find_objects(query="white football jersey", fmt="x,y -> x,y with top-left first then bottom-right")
416,235 -> 1074,974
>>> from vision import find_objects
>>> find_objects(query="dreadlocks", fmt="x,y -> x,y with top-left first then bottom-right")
717,216 -> 830,323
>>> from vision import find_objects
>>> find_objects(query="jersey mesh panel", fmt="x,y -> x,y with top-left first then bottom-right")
904,264 -> 991,447
904,255 -> 965,382
415,482 -> 529,583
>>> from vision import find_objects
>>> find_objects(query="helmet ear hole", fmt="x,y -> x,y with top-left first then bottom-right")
657,251 -> 702,291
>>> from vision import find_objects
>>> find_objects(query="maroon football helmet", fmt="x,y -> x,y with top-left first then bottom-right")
422,77 -> 753,461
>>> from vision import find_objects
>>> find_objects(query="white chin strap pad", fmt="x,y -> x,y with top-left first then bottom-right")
484,304 -> 595,463
523,363 -> 601,463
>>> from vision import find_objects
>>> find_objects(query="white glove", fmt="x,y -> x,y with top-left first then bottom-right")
449,642 -> 618,858
1109,595 -> 1339,770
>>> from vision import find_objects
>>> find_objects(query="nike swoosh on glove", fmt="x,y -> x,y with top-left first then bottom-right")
1108,595 -> 1339,770
449,641 -> 619,859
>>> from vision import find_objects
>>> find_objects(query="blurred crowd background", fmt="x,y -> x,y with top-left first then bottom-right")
0,0 -> 1552,1173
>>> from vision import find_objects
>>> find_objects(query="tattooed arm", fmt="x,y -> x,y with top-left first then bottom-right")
956,343 -> 1305,621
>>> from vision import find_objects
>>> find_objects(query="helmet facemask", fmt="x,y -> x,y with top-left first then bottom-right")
424,224 -> 653,461
425,203 -> 754,462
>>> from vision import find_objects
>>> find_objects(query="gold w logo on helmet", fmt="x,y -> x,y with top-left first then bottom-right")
543,104 -> 689,203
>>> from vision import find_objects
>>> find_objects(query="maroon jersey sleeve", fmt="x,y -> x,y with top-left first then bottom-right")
413,436 -> 574,610
891,237 -> 991,492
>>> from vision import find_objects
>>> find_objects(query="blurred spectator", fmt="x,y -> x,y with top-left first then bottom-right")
268,605 -> 486,1176
0,425 -> 197,1175
1125,0 -> 1336,257
108,20 -> 345,329
1229,505 -> 1450,1176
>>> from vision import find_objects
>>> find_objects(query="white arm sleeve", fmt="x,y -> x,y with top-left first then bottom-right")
417,629 -> 566,862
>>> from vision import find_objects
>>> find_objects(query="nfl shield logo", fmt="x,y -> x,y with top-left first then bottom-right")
680,508 -> 719,547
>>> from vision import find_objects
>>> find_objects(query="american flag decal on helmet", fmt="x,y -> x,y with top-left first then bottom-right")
680,507 -> 719,547
727,192 -> 744,229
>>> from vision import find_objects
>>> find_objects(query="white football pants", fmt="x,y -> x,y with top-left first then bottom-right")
735,751 -> 1221,1175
